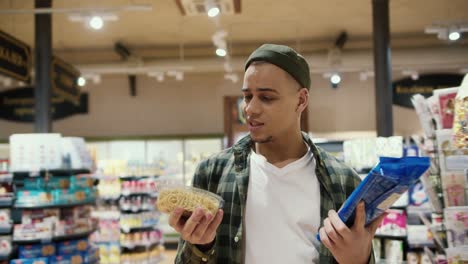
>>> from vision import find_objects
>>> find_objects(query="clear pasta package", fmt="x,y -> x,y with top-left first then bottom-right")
156,181 -> 224,216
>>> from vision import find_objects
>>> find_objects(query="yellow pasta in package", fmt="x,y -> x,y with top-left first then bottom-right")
156,181 -> 224,216
453,74 -> 468,149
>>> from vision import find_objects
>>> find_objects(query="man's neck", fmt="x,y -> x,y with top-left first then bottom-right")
253,131 -> 308,168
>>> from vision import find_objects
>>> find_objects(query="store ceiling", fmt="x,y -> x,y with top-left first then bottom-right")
0,0 -> 467,62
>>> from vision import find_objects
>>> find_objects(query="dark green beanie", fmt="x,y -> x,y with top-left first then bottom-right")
245,44 -> 311,89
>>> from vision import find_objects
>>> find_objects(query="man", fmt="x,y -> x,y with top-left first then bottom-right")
170,44 -> 384,263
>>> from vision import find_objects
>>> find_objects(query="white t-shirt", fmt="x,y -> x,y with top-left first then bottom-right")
245,147 -> 321,264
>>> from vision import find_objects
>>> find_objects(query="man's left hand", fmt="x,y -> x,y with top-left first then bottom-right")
319,201 -> 386,264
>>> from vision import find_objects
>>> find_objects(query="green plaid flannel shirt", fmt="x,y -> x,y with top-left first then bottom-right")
176,133 -> 375,264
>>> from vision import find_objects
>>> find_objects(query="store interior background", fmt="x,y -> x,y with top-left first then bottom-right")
0,0 -> 467,263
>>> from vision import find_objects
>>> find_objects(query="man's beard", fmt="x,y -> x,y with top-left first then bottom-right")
252,135 -> 273,144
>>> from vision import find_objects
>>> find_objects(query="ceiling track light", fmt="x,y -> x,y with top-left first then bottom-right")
425,22 -> 468,41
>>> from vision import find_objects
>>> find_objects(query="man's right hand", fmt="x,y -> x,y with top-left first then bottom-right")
169,207 -> 224,248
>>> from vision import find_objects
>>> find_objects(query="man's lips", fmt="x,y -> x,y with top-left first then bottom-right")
248,121 -> 264,130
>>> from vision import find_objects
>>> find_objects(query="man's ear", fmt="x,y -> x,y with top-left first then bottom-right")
296,88 -> 309,112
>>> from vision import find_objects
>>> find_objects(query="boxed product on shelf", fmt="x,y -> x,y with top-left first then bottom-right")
97,243 -> 120,264
0,236 -> 12,256
10,257 -> 49,264
452,77 -> 467,149
69,176 -> 93,190
9,133 -> 63,172
18,244 -> 56,258
61,138 -> 94,171
119,196 -> 157,212
446,246 -> 468,264
13,222 -> 53,241
408,181 -> 431,209
21,209 -> 60,225
56,238 -> 89,255
120,229 -> 163,248
376,209 -> 407,236
23,178 -> 70,190
442,172 -> 467,207
120,212 -> 160,231
407,225 -> 434,247
61,206 -> 91,221
436,129 -> 468,172
96,179 -> 121,199
444,206 -> 468,248
434,87 -> 459,129
54,219 -> 92,237
384,239 -> 404,262
91,219 -> 120,243
0,209 -> 11,228
121,179 -> 158,196
0,182 -> 14,205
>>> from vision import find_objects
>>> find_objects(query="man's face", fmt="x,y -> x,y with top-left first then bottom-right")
242,62 -> 307,143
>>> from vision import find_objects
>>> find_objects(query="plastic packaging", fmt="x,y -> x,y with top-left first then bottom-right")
156,182 -> 224,216
317,156 -> 430,242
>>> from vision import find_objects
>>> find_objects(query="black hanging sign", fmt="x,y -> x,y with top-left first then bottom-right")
52,56 -> 80,106
392,73 -> 464,108
0,87 -> 88,122
0,30 -> 31,82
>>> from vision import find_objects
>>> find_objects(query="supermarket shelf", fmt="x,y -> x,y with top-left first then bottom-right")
0,174 -> 12,183
375,234 -> 407,240
14,199 -> 96,209
91,210 -> 120,220
389,206 -> 407,210
121,225 -> 156,233
13,228 -> 96,245
12,169 -> 91,178
120,240 -> 163,250
0,197 -> 14,208
120,175 -> 159,181
120,208 -> 155,214
121,192 -> 158,198
0,226 -> 12,235
0,254 -> 10,261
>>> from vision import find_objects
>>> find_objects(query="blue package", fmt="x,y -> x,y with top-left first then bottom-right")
317,156 -> 430,242
10,258 -> 49,264
56,239 -> 89,255
48,254 -> 83,264
19,244 -> 56,258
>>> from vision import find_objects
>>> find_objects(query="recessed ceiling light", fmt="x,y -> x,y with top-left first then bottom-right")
89,16 -> 104,30
207,7 -> 220,17
77,77 -> 86,86
216,48 -> 227,57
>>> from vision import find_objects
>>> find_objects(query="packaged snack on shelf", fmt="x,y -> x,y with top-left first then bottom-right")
97,243 -> 120,264
318,157 -> 429,239
48,253 -> 83,264
408,181 -> 431,209
420,171 -> 443,212
18,244 -> 56,258
121,179 -> 158,196
376,209 -> 407,236
13,222 -> 53,241
16,190 -> 53,206
407,225 -> 434,247
21,209 -> 60,225
23,178 -> 70,190
446,246 -> 468,264
452,75 -> 468,149
120,212 -> 160,230
0,209 -> 11,228
61,206 -> 91,221
56,239 -> 89,255
97,179 -> 121,199
437,129 -> 468,172
384,239 -> 404,263
442,173 -> 467,207
0,236 -> 12,256
444,206 -> 468,248
69,176 -> 93,190
10,257 -> 49,264
119,196 -> 157,212
157,181 -> 224,216
434,87 -> 459,129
